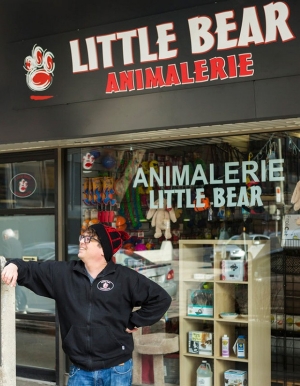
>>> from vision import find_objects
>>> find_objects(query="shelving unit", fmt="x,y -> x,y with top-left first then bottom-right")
179,238 -> 271,386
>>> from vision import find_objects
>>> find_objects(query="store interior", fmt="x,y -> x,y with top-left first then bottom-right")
65,130 -> 300,385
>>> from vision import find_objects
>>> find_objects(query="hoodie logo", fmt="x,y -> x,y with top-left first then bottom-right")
97,280 -> 114,291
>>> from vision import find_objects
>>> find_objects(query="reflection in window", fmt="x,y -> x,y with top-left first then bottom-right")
16,320 -> 56,369
0,160 -> 55,209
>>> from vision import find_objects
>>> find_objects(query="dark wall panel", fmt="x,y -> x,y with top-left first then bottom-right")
255,76 -> 300,119
2,81 -> 256,143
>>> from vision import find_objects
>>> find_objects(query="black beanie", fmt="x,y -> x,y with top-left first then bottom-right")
90,223 -> 129,261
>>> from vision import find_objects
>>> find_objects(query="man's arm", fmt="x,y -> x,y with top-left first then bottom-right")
1,259 -> 56,299
1,263 -> 18,287
127,273 -> 172,330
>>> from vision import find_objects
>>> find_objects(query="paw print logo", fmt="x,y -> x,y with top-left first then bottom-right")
24,45 -> 55,94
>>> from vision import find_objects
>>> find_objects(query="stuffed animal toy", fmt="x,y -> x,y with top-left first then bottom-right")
291,181 -> 300,211
146,199 -> 177,239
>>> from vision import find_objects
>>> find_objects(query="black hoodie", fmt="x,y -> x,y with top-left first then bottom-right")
9,258 -> 172,370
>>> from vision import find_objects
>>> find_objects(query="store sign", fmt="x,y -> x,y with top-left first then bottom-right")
133,159 -> 284,209
9,173 -> 37,198
10,0 -> 299,109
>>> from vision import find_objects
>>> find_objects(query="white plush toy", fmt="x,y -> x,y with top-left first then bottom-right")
146,199 -> 177,239
291,181 -> 300,211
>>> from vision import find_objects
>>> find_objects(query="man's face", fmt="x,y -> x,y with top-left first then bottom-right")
78,233 -> 104,262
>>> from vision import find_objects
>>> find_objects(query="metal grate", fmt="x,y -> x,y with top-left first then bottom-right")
271,248 -> 300,386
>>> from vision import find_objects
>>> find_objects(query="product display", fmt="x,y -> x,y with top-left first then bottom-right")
224,369 -> 247,386
188,331 -> 213,355
221,260 -> 245,281
196,360 -> 212,386
219,312 -> 238,320
187,289 -> 213,317
233,335 -> 247,358
221,334 -> 229,357
179,239 -> 270,386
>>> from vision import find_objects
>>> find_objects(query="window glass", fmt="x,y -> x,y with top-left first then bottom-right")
0,215 -> 55,314
0,159 -> 55,209
66,132 -> 300,384
16,320 -> 55,370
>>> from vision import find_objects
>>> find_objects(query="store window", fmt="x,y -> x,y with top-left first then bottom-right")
0,160 -> 55,209
66,132 -> 300,385
0,151 -> 57,383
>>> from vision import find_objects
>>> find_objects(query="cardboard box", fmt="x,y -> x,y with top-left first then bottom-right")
221,260 -> 244,281
188,331 -> 213,355
187,289 -> 213,317
224,369 -> 247,386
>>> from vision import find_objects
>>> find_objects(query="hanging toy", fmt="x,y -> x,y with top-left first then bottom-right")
174,207 -> 183,219
116,215 -> 127,231
266,141 -> 281,178
82,150 -> 100,170
114,176 -> 127,200
135,186 -> 146,222
217,206 -> 225,221
146,198 -> 177,239
194,197 -> 210,212
125,185 -> 138,229
82,178 -> 91,206
102,177 -> 117,206
89,178 -> 96,206
194,157 -> 206,171
137,161 -> 150,194
92,177 -> 102,205
81,209 -> 91,233
102,153 -> 117,170
145,160 -> 159,194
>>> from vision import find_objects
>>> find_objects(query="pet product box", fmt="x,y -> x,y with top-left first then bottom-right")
224,369 -> 247,386
188,331 -> 213,355
221,260 -> 244,281
187,289 -> 213,317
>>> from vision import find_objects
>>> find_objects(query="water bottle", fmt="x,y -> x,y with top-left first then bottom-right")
196,360 -> 212,386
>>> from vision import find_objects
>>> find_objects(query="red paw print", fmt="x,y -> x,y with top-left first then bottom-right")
24,45 -> 55,92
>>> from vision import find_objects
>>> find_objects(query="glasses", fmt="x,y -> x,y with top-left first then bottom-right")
79,235 -> 100,244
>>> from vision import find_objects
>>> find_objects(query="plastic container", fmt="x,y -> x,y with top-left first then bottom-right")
196,360 -> 212,386
221,334 -> 230,357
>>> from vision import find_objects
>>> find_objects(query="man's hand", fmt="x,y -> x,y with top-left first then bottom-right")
1,263 -> 18,287
125,327 -> 139,334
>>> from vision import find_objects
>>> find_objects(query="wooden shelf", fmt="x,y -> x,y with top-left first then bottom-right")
179,239 -> 271,386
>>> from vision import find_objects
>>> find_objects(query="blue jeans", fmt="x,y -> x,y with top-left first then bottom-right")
67,359 -> 133,386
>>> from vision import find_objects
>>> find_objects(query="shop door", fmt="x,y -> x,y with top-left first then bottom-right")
0,151 -> 57,383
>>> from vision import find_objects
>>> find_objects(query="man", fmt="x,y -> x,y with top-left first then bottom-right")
1,223 -> 172,386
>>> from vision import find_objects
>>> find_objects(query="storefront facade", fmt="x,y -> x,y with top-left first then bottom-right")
0,0 -> 300,385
